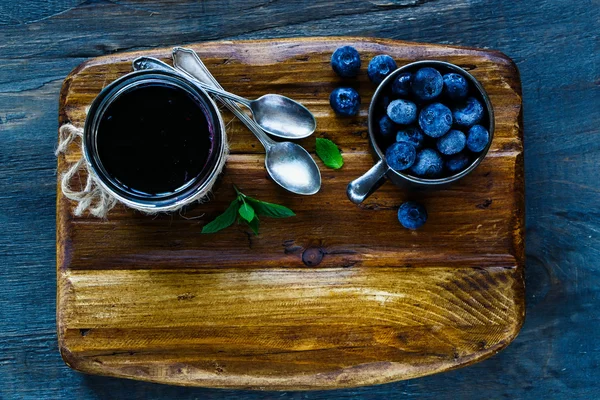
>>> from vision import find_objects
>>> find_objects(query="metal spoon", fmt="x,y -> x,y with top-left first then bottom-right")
132,56 -> 321,195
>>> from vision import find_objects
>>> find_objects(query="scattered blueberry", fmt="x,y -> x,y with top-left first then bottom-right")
367,55 -> 397,84
410,148 -> 443,178
385,142 -> 416,171
445,152 -> 471,174
378,115 -> 397,138
398,201 -> 428,230
412,67 -> 443,101
387,99 -> 417,125
331,46 -> 361,78
329,87 -> 361,116
437,129 -> 466,155
396,127 -> 425,149
466,125 -> 490,152
391,72 -> 413,96
443,73 -> 469,100
418,102 -> 452,138
453,97 -> 484,127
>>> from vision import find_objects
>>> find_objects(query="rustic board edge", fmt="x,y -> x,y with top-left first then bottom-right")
57,321 -> 522,390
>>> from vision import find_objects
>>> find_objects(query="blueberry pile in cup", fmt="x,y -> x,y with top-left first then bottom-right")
377,65 -> 490,179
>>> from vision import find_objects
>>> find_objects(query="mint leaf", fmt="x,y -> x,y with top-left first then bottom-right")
247,198 -> 296,218
238,202 -> 255,222
247,216 -> 260,235
201,199 -> 239,234
201,186 -> 295,235
315,137 -> 343,169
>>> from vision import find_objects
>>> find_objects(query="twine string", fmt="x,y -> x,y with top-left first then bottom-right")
55,124 -> 118,218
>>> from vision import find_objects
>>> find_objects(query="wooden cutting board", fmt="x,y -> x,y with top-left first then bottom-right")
56,37 -> 524,390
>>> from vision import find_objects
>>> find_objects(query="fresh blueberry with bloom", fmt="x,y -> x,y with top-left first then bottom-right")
385,141 -> 416,171
329,87 -> 361,116
411,67 -> 443,101
367,55 -> 397,84
437,129 -> 466,155
443,73 -> 469,100
398,201 -> 428,230
410,148 -> 443,178
396,126 -> 425,149
378,115 -> 397,138
391,72 -> 413,97
387,99 -> 418,125
418,102 -> 452,138
453,97 -> 484,127
445,152 -> 471,174
330,46 -> 361,78
466,124 -> 490,152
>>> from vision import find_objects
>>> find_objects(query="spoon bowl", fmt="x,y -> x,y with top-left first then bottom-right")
265,141 -> 321,195
251,94 -> 317,140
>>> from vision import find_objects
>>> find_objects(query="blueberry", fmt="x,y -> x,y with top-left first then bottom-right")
387,99 -> 417,125
367,55 -> 397,84
412,67 -> 443,101
329,87 -> 361,116
396,127 -> 425,149
453,97 -> 484,127
378,115 -> 398,138
398,201 -> 428,230
466,124 -> 490,152
445,152 -> 471,174
410,148 -> 443,178
418,102 -> 452,138
391,72 -> 413,96
385,142 -> 416,171
443,73 -> 469,100
331,46 -> 361,78
437,129 -> 466,155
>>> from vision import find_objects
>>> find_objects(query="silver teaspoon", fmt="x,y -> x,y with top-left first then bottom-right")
133,56 -> 321,196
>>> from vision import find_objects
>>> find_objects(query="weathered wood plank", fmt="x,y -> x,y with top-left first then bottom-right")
61,38 -> 522,156
59,266 -> 522,389
61,153 -> 520,271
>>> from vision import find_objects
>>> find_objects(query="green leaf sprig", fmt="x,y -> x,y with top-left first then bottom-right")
315,137 -> 344,169
201,185 -> 295,235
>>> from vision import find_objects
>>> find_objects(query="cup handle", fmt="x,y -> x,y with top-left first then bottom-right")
346,160 -> 390,204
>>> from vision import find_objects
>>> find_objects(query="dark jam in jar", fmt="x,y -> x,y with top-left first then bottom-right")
97,83 -> 213,197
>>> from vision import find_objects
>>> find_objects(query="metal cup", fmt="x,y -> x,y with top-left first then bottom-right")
83,69 -> 226,212
347,60 -> 495,204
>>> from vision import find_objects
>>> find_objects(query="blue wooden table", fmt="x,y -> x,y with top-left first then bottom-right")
1,1 -> 599,398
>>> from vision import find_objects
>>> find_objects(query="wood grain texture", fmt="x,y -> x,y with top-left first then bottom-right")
2,0 -> 599,398
56,37 -> 524,389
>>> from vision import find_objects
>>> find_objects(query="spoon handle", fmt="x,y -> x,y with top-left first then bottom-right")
136,56 -> 251,108
171,48 -> 276,149
133,56 -> 274,149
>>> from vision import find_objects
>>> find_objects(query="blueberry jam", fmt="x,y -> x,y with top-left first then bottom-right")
97,83 -> 213,197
